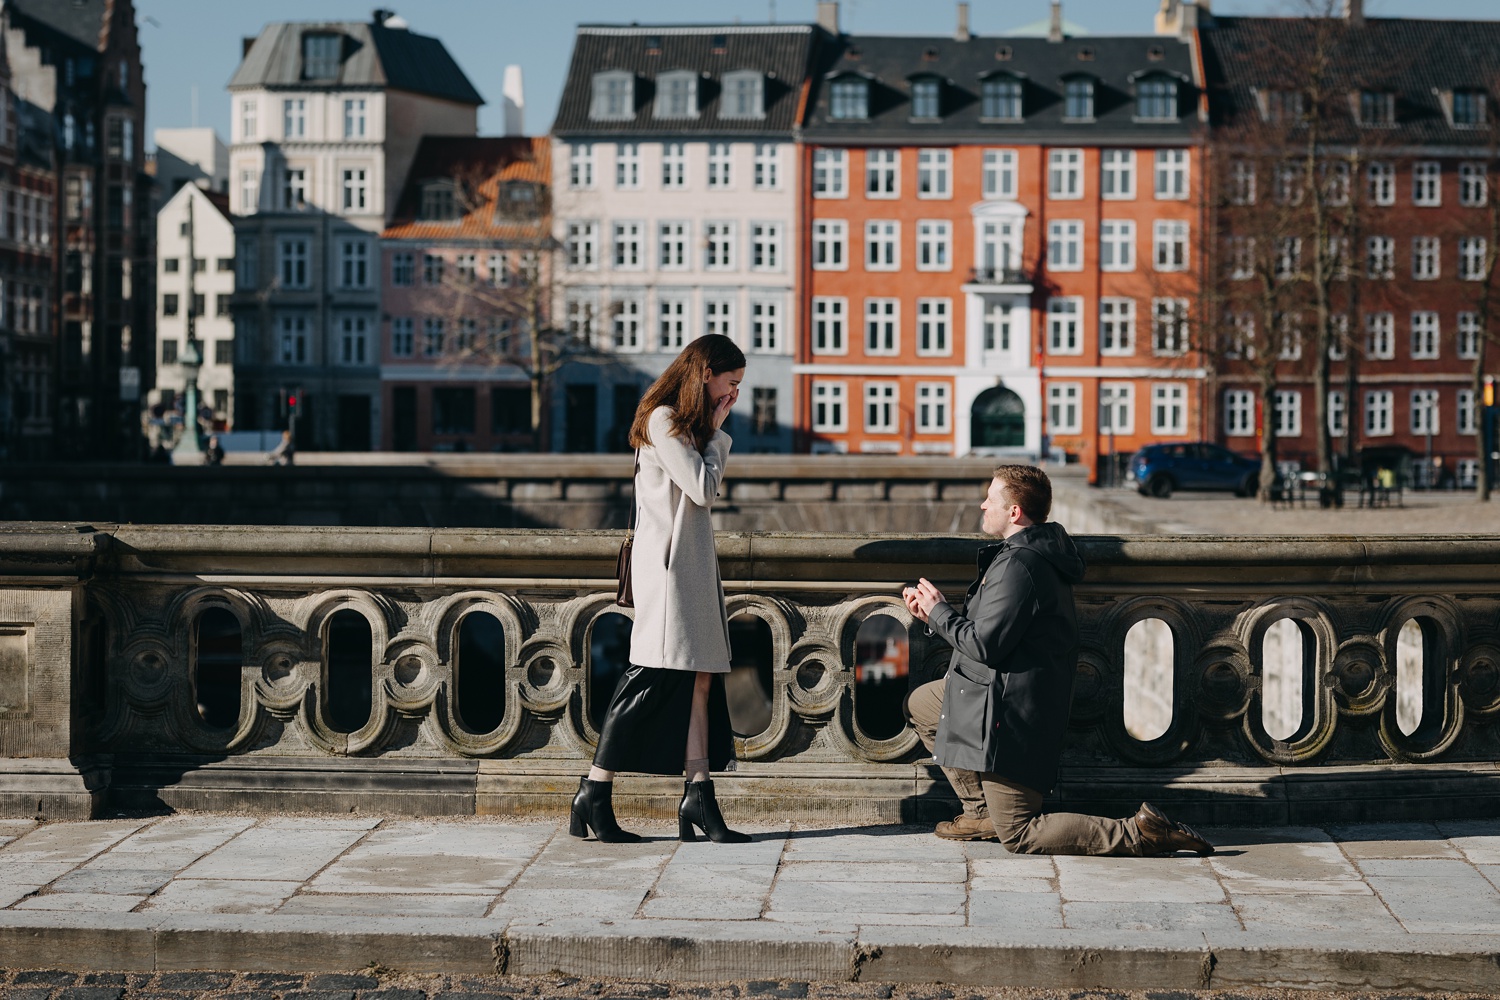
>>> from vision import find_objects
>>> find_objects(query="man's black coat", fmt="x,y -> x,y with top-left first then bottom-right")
927,521 -> 1087,794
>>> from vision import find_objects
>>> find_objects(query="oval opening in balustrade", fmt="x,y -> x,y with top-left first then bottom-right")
1123,618 -> 1172,741
854,615 -> 909,741
1395,617 -> 1442,737
1262,617 -> 1314,741
195,607 -> 242,729
588,611 -> 633,731
456,611 -> 505,734
727,614 -> 775,738
325,609 -> 373,734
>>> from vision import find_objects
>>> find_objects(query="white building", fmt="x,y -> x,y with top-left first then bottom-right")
549,24 -> 816,453
154,127 -> 229,200
226,10 -> 482,449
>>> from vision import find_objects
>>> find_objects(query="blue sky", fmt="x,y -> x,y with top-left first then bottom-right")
138,0 -> 1498,144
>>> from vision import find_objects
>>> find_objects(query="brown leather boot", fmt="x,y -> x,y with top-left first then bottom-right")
934,814 -> 997,841
1133,801 -> 1214,856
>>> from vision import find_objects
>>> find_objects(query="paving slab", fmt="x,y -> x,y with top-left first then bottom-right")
489,887 -> 647,921
180,826 -> 372,881
775,861 -> 967,883
1364,873 -> 1500,933
1330,822 -> 1459,858
968,873 -> 1053,893
0,822 -> 145,864
768,881 -> 965,915
84,817 -> 255,871
49,868 -> 176,896
1061,900 -> 1243,933
651,863 -> 776,896
12,891 -> 146,912
967,855 -> 1056,877
781,829 -> 965,863
639,896 -> 767,920
1436,818 -> 1500,863
1232,893 -> 1404,934
1054,857 -> 1224,903
966,890 -> 1063,929
0,819 -> 37,847
141,878 -> 304,914
306,822 -> 538,895
276,893 -> 493,917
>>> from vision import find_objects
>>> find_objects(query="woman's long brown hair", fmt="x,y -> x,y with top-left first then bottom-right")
628,334 -> 747,452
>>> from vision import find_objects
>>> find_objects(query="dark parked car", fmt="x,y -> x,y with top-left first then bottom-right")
1132,442 -> 1260,498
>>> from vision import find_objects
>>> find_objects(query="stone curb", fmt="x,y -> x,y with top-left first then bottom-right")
2,913 -> 1499,991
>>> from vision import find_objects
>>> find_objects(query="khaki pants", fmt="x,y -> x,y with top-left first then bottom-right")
905,677 -> 1142,857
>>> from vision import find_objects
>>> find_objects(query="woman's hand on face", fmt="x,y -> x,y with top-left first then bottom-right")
710,387 -> 738,430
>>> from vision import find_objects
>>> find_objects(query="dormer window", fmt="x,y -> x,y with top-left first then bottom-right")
911,77 -> 942,120
1063,78 -> 1095,121
302,33 -> 342,81
419,181 -> 459,222
655,70 -> 699,119
830,76 -> 869,120
1134,74 -> 1179,121
1359,90 -> 1395,126
1258,88 -> 1305,123
722,70 -> 765,119
1452,89 -> 1488,127
589,71 -> 636,121
498,181 -> 541,219
981,75 -> 1024,120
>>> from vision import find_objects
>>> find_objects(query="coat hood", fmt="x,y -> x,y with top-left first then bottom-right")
1005,521 -> 1087,584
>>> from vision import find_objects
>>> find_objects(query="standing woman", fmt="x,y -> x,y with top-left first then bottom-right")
571,334 -> 750,844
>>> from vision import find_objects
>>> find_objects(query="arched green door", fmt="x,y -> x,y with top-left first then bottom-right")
971,386 -> 1025,448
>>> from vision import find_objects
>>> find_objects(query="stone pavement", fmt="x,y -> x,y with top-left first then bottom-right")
3,816 -> 1500,993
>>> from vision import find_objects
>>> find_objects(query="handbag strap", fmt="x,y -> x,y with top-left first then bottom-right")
625,449 -> 640,539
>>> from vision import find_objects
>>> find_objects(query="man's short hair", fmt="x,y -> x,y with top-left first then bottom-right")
993,465 -> 1052,523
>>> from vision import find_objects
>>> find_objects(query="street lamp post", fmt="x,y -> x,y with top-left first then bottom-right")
172,195 -> 205,465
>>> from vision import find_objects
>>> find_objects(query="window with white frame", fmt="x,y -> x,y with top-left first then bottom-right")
704,295 -> 734,342
241,98 -> 258,141
1100,298 -> 1135,355
659,221 -> 689,270
616,143 -> 640,189
1326,236 -> 1351,280
1365,390 -> 1393,435
1151,383 -> 1187,434
1365,312 -> 1395,359
1359,90 -> 1395,126
1328,390 -> 1346,437
655,71 -> 699,118
865,382 -> 898,433
813,148 -> 847,197
1274,162 -> 1304,205
917,298 -> 951,356
278,314 -> 308,363
612,296 -> 642,350
1411,311 -> 1440,359
1411,389 -> 1440,435
917,149 -> 952,198
283,98 -> 305,139
983,149 -> 1017,199
1459,312 -> 1481,359
916,383 -> 950,433
1049,149 -> 1083,199
1223,312 -> 1255,359
1154,149 -> 1189,199
1228,236 -> 1255,280
1277,312 -> 1303,360
489,251 -> 512,287
1460,237 -> 1488,280
1366,235 -> 1395,279
811,297 -> 847,354
564,292 -> 597,344
1459,389 -> 1477,435
1412,161 -> 1441,206
1275,236 -> 1302,280
708,142 -> 733,189
812,382 -> 847,431
343,98 -> 366,139
722,71 -> 765,119
283,167 -> 307,210
390,316 -> 414,358
865,220 -> 898,270
983,302 -> 1012,352
565,221 -> 598,269
1047,297 -> 1082,355
340,168 -> 367,212
1102,149 -> 1135,199
422,318 -> 445,357
867,149 -> 899,198
338,315 -> 369,364
277,236 -> 310,289
977,219 -> 1020,276
1099,383 -> 1134,435
750,222 -> 783,271
704,221 -> 736,270
1229,159 -> 1256,205
590,71 -> 635,120
1224,389 -> 1255,437
657,294 -> 689,350
1048,383 -> 1081,433
911,78 -> 942,119
1329,313 -> 1349,360
1322,160 -> 1351,205
1367,162 -> 1395,205
1048,220 -> 1083,271
455,251 -> 478,286
613,221 -> 643,270
338,239 -> 369,288
1273,390 -> 1301,437
1460,162 -> 1488,206
916,220 -> 951,270
1100,220 -> 1135,272
812,220 -> 847,270
981,75 -> 1024,119
750,298 -> 782,352
865,298 -> 898,355
1153,298 -> 1189,356
1413,236 -> 1440,279
829,78 -> 869,120
1064,78 -> 1095,120
1153,220 -> 1188,271
662,142 -> 687,188
754,143 -> 780,190
569,143 -> 594,189
240,169 -> 259,213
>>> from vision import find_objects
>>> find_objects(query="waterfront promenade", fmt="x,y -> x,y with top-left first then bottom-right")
2,813 -> 1499,992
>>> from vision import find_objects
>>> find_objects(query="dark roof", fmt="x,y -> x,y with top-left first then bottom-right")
552,24 -> 816,137
803,33 -> 1202,144
1201,16 -> 1500,147
384,136 -> 550,244
5,0 -> 105,50
228,20 -> 483,106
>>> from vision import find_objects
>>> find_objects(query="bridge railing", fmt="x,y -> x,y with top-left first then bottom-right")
2,525 -> 1497,823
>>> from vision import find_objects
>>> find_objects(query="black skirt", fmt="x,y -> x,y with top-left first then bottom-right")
592,665 -> 736,775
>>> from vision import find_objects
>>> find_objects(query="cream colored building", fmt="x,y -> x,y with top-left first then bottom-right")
153,183 -> 236,429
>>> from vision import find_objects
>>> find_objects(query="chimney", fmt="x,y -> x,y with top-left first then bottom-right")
502,65 -> 525,137
1179,0 -> 1199,38
817,1 -> 839,35
1344,0 -> 1364,27
1048,1 -> 1063,43
242,36 -> 256,59
372,8 -> 394,25
955,2 -> 971,42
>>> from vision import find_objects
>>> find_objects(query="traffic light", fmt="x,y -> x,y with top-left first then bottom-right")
1486,375 -> 1495,408
287,390 -> 299,413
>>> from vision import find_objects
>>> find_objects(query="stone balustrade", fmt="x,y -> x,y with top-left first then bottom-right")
1,524 -> 1497,824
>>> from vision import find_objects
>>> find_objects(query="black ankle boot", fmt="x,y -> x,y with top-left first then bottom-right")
677,779 -> 751,843
569,777 -> 642,843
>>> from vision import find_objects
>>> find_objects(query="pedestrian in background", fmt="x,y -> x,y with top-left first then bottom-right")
268,430 -> 295,466
203,435 -> 225,466
572,333 -> 750,845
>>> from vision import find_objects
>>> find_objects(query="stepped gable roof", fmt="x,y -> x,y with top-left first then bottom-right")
1201,16 -> 1500,146
552,23 -> 816,137
383,135 -> 550,243
802,31 -> 1201,143
5,0 -> 106,49
228,19 -> 483,106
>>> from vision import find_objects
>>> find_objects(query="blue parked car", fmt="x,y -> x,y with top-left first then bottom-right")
1132,442 -> 1260,498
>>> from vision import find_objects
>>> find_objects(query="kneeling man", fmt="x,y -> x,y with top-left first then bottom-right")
903,465 -> 1212,857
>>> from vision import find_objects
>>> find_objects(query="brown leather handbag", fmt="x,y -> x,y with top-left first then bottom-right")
615,450 -> 639,607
